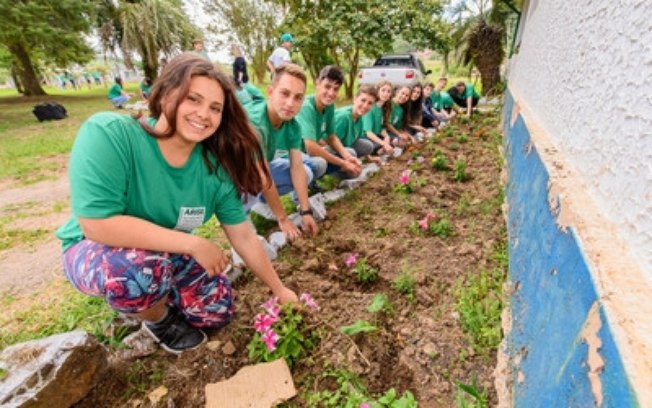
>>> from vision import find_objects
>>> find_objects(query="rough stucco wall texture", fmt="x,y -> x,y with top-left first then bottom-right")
509,0 -> 652,277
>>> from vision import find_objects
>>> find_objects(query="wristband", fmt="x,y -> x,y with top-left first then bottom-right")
299,208 -> 313,217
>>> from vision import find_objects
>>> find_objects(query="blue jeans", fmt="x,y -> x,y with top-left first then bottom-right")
243,154 -> 321,209
110,95 -> 129,107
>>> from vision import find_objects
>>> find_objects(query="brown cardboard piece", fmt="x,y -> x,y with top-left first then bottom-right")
205,359 -> 296,408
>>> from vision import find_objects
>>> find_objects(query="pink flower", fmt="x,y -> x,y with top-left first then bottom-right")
406,159 -> 413,165
399,170 -> 411,185
261,329 -> 279,352
345,253 -> 359,267
300,293 -> 320,310
417,156 -> 425,163
253,313 -> 277,333
418,212 -> 437,230
359,404 -> 371,408
261,297 -> 280,317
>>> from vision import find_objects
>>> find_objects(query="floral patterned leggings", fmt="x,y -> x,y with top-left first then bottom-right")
62,240 -> 234,328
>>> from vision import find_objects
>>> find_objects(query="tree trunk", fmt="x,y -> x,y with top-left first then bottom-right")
252,51 -> 268,84
476,61 -> 501,96
9,43 -> 46,96
143,62 -> 158,82
468,20 -> 504,96
10,63 -> 24,94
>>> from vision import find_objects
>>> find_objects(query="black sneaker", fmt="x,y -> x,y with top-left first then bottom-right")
142,308 -> 207,354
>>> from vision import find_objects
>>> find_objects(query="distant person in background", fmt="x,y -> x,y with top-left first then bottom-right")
234,78 -> 264,106
266,33 -> 293,78
231,45 -> 249,86
139,77 -> 153,100
82,71 -> 92,89
448,81 -> 480,117
65,70 -> 77,90
192,38 -> 210,60
108,77 -> 131,109
92,71 -> 102,86
57,72 -> 67,89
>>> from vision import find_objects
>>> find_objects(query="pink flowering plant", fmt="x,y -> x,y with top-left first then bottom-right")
247,294 -> 321,367
394,169 -> 414,194
407,155 -> 426,171
410,211 -> 452,238
346,253 -> 379,284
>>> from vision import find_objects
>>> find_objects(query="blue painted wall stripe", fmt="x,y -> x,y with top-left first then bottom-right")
503,90 -> 637,407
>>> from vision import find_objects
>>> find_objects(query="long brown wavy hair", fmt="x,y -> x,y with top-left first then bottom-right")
374,80 -> 393,127
142,53 -> 269,196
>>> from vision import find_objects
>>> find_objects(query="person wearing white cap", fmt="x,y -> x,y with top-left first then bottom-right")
266,33 -> 294,77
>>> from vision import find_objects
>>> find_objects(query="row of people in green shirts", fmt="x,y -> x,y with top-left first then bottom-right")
55,53 -> 478,355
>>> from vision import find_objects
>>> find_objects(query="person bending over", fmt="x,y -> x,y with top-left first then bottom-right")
296,65 -> 361,180
244,63 -> 320,239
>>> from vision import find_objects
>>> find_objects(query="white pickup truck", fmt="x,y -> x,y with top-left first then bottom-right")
357,54 -> 432,87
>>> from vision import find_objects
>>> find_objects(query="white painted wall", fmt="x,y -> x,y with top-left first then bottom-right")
508,0 -> 652,277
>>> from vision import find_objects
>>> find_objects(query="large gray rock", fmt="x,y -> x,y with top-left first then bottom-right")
0,330 -> 107,408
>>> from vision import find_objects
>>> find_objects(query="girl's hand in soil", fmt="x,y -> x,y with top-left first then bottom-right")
275,285 -> 299,305
189,236 -> 230,277
278,217 -> 302,241
301,215 -> 319,237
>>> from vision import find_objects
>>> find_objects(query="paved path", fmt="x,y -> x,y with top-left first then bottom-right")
0,175 -> 70,295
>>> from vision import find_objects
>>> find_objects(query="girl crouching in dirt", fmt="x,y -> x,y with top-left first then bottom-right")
56,53 -> 298,354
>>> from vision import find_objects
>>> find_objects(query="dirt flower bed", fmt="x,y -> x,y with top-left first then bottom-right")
75,108 -> 507,407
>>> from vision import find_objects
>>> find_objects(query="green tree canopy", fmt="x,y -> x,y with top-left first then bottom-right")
0,0 -> 95,95
99,0 -> 200,81
203,0 -> 282,83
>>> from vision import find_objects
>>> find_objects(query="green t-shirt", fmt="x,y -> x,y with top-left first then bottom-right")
334,106 -> 363,147
245,100 -> 303,161
296,95 -> 335,146
55,112 -> 246,251
139,81 -> 151,95
108,83 -> 122,99
464,83 -> 480,99
390,102 -> 404,130
236,83 -> 265,106
362,104 -> 383,135
431,91 -> 454,111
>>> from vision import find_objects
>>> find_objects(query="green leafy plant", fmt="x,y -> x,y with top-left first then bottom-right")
454,159 -> 470,182
124,361 -> 165,399
456,134 -> 469,144
306,370 -> 417,408
431,150 -> 449,171
455,268 -> 505,354
449,142 -> 460,151
247,296 -> 320,367
393,269 -> 416,301
415,212 -> 452,238
352,258 -> 379,284
455,378 -> 489,407
340,320 -> 378,336
367,294 -> 393,315
376,388 -> 418,407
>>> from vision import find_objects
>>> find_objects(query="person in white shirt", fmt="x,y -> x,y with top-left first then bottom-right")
266,33 -> 294,78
